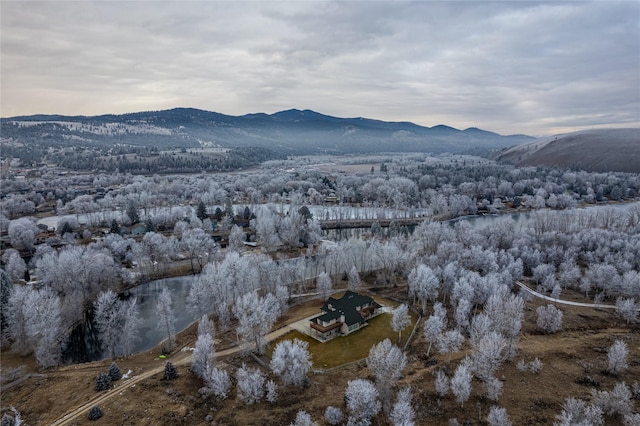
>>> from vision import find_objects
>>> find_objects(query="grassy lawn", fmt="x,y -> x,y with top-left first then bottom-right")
268,309 -> 419,369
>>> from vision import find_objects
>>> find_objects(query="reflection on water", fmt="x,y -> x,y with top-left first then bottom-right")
127,276 -> 197,354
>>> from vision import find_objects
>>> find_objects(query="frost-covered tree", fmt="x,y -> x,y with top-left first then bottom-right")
7,286 -> 62,368
36,245 -> 119,328
234,291 -> 280,355
554,397 -> 604,426
181,228 -> 218,273
290,411 -> 318,426
317,272 -> 332,300
530,358 -> 543,374
197,314 -> 215,340
434,369 -> 449,398
270,338 -> 312,387
4,251 -> 26,282
436,329 -> 465,359
192,333 -> 215,378
536,304 -> 563,334
607,340 -> 628,375
28,287 -> 62,369
8,217 -> 38,252
469,313 -> 492,346
408,264 -> 439,314
485,376 -> 503,401
266,379 -> 278,403
591,382 -> 633,418
451,362 -> 472,407
471,331 -> 507,382
424,302 -> 447,356
324,406 -> 343,425
348,265 -> 361,291
6,286 -> 32,355
391,303 -> 411,343
119,298 -> 140,358
454,298 -> 472,331
615,298 -> 638,324
228,225 -> 246,252
367,338 -> 407,413
487,406 -> 512,426
390,387 -> 415,426
0,268 -> 13,344
156,288 -> 176,351
345,379 -> 381,426
94,290 -> 124,359
254,208 -> 281,251
236,364 -> 265,404
484,288 -> 523,359
201,366 -> 231,399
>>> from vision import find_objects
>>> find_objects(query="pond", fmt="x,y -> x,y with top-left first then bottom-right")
127,276 -> 197,354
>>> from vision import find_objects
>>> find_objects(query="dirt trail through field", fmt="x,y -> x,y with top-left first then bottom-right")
49,325 -> 294,426
515,281 -> 620,309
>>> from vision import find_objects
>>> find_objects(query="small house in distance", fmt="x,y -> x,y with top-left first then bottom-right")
309,291 -> 382,341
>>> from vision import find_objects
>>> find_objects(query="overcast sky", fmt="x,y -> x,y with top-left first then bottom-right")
2,1 -> 638,136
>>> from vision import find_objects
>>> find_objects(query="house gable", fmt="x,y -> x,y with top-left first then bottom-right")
310,291 -> 382,340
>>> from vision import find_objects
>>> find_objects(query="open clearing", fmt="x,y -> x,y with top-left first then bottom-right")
1,284 -> 638,425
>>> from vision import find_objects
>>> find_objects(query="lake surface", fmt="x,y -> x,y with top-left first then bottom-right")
128,276 -> 197,354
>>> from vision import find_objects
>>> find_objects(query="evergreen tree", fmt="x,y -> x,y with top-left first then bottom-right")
88,406 -> 103,421
95,372 -> 112,391
109,219 -> 120,234
163,361 -> 178,381
145,217 -> 156,232
108,362 -> 122,381
126,200 -> 140,224
196,200 -> 208,220
60,221 -> 73,237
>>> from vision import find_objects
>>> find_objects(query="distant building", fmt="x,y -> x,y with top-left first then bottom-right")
309,291 -> 382,341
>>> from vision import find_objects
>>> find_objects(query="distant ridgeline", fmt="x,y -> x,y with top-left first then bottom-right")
493,128 -> 640,173
0,108 -> 533,173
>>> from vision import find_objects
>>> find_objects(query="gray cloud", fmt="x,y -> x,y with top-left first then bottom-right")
1,1 -> 638,136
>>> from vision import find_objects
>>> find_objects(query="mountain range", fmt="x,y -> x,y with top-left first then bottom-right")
1,107 -> 534,155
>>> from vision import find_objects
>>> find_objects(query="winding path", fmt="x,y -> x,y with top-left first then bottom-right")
514,281 -> 619,309
49,325 -> 294,426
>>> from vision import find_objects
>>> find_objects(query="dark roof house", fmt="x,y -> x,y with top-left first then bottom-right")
309,291 -> 382,341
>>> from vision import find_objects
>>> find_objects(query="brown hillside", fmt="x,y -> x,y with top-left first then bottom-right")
494,128 -> 640,172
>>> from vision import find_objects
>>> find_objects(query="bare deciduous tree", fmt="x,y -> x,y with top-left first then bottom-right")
344,379 -> 381,426
270,338 -> 312,387
607,339 -> 628,375
366,338 -> 407,413
156,288 -> 176,351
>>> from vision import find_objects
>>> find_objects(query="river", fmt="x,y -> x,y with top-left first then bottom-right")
77,201 -> 640,360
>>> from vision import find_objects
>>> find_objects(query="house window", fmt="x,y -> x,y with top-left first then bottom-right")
348,323 -> 359,332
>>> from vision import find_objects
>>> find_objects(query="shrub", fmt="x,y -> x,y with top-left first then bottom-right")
536,305 -> 563,333
88,406 -> 103,421
108,362 -> 122,381
530,358 -> 543,374
95,372 -> 112,391
324,406 -> 343,425
607,340 -> 628,375
163,361 -> 178,381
